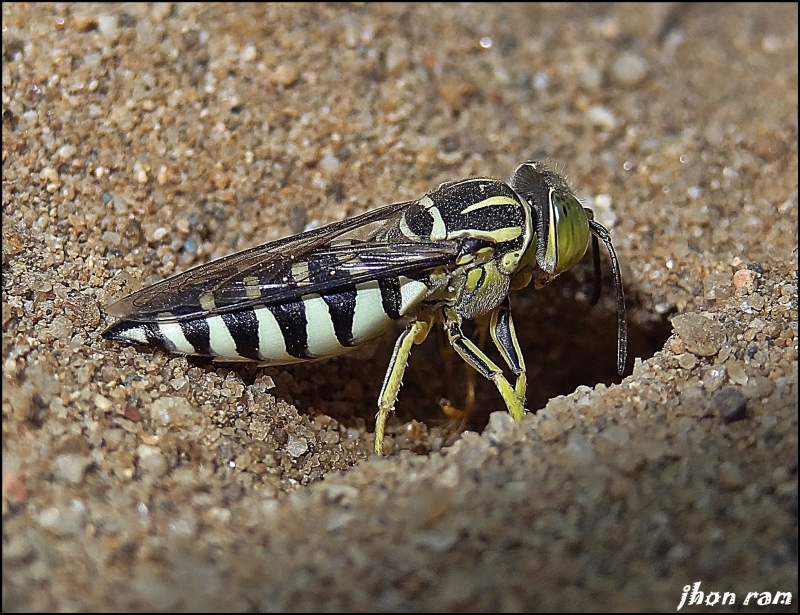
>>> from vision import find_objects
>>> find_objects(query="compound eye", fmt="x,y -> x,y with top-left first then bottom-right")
541,189 -> 590,275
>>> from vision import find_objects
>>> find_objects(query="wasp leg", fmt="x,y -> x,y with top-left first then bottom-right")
438,316 -> 484,421
375,317 -> 432,455
442,307 -> 526,421
437,322 -> 465,418
488,298 -> 527,403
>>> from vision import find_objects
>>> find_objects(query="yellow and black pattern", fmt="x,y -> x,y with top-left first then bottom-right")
103,161 -> 627,454
103,275 -> 429,364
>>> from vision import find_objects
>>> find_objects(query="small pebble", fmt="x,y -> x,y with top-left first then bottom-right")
714,387 -> 747,423
733,269 -> 758,293
287,434 -> 309,457
612,51 -> 648,85
54,454 -> 92,485
587,105 -> 617,130
671,313 -> 727,357
718,461 -> 746,490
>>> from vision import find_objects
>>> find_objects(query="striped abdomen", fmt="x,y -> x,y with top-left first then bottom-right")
102,276 -> 429,364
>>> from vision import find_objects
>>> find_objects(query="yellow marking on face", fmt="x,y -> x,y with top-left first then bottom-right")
546,188 -> 560,272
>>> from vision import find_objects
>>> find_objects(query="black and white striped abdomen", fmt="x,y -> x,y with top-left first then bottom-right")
102,276 -> 430,364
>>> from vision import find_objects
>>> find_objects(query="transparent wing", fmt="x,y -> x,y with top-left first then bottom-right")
106,200 -> 460,323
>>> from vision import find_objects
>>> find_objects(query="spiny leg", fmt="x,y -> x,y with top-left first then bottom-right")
488,298 -> 527,403
442,307 -> 526,421
375,317 -> 432,455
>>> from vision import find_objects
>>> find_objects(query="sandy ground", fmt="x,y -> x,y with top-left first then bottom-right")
2,3 -> 797,611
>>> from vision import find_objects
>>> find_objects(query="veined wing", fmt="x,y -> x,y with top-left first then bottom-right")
105,200 -> 460,323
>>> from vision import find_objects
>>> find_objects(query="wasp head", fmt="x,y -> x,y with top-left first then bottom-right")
512,160 -> 591,277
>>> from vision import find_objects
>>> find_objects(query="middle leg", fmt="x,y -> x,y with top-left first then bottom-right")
441,307 -> 526,421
